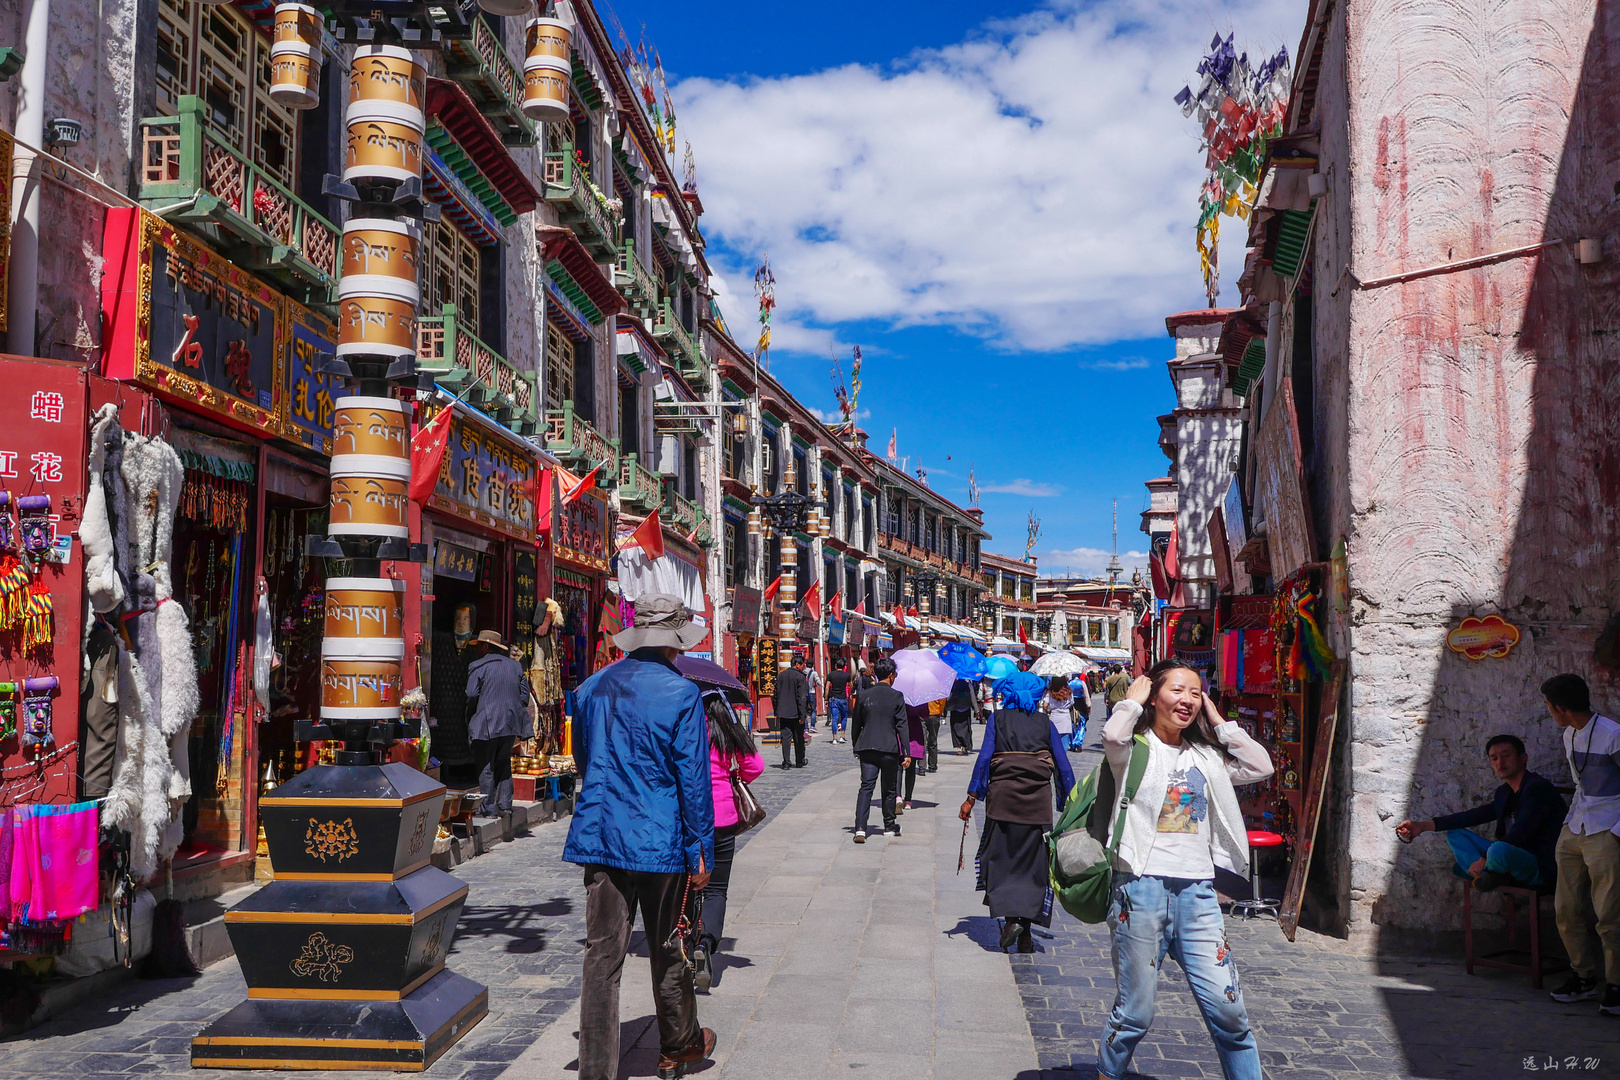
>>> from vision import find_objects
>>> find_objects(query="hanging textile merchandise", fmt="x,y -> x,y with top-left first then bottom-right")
178,449 -> 254,532
0,800 -> 101,954
79,403 -> 199,881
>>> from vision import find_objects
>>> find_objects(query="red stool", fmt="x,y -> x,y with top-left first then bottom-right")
1231,830 -> 1285,919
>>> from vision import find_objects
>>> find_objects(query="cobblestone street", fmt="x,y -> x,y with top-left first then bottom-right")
6,721 -> 1620,1079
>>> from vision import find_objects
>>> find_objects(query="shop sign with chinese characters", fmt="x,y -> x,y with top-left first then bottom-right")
425,405 -> 538,543
556,490 -> 609,572
1446,614 -> 1521,661
282,300 -> 340,455
100,208 -> 286,439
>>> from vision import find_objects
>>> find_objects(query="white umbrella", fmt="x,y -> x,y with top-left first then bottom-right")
1031,651 -> 1090,679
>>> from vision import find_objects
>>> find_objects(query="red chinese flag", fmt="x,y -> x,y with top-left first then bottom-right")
762,575 -> 782,602
853,600 -> 866,616
802,581 -> 821,620
563,464 -> 600,505
893,603 -> 906,626
1018,623 -> 1030,645
829,590 -> 843,622
409,406 -> 455,504
630,508 -> 665,561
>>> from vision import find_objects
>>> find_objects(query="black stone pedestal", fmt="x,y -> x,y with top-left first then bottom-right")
192,762 -> 487,1069
192,969 -> 487,1071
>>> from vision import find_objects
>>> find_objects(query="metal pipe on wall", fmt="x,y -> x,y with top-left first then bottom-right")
8,0 -> 50,357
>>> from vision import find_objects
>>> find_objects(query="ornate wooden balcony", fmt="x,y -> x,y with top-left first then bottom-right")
543,145 -> 621,259
417,305 -> 539,435
139,97 -> 338,308
662,485 -> 713,547
444,17 -> 536,147
652,299 -> 710,391
616,240 -> 662,319
618,453 -> 662,513
545,401 -> 619,483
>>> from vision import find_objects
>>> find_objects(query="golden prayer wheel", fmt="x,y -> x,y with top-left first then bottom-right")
340,219 -> 420,290
324,577 -> 408,648
331,395 -> 409,459
268,43 -> 321,109
347,44 -> 426,112
343,115 -> 425,184
319,656 -> 404,720
522,56 -> 571,125
328,474 -> 411,537
525,17 -> 570,61
336,295 -> 417,360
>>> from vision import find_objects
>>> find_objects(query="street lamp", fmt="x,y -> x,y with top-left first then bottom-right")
975,597 -> 1000,634
753,487 -> 824,662
912,569 -> 940,635
1035,614 -> 1052,643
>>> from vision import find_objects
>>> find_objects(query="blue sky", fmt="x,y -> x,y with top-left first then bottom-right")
606,0 -> 1301,575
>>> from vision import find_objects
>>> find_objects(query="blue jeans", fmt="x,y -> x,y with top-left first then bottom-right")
1099,875 -> 1261,1080
1446,829 -> 1542,885
828,697 -> 850,737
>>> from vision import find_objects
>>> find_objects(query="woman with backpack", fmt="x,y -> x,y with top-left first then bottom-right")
1096,661 -> 1273,1080
958,670 -> 1077,952
695,690 -> 764,991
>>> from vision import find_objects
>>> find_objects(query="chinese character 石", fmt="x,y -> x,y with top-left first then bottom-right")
30,452 -> 63,483
29,391 -> 64,423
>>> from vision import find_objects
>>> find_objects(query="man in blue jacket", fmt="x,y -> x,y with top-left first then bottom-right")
1397,734 -> 1567,890
564,594 -> 716,1080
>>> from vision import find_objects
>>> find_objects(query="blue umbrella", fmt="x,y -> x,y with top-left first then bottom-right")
938,641 -> 987,679
983,655 -> 1020,681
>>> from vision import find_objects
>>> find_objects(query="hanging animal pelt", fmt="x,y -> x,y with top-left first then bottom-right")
101,432 -> 195,880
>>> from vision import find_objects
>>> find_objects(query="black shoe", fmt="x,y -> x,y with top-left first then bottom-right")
1552,973 -> 1602,1002
999,920 -> 1021,951
885,824 -> 901,837
694,945 -> 713,992
1602,983 -> 1620,1016
1472,870 -> 1512,892
1017,928 -> 1035,953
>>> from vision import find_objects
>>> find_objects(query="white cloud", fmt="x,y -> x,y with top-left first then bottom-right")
1083,356 -> 1152,372
804,405 -> 872,424
677,0 -> 1299,352
981,478 -> 1062,497
1040,547 -> 1151,576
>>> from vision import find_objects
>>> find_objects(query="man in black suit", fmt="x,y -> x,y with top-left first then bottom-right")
773,652 -> 812,769
849,657 -> 910,842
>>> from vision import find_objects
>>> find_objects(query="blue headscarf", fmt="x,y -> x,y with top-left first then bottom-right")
993,671 -> 1045,712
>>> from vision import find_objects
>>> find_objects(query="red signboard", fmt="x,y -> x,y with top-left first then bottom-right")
422,404 -> 539,543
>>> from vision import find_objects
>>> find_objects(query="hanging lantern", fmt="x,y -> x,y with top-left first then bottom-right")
522,18 -> 572,124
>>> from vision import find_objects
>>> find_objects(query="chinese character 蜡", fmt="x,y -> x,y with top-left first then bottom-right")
29,391 -> 64,423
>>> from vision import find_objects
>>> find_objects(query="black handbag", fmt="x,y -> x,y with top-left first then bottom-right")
728,756 -> 766,835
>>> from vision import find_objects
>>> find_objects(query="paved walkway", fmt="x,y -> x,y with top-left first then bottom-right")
505,749 -> 1038,1080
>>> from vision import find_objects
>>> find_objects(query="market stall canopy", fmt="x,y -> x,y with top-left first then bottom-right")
616,543 -> 705,613
1075,647 -> 1133,662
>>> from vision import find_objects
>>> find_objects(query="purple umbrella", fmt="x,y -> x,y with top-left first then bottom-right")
674,654 -> 747,693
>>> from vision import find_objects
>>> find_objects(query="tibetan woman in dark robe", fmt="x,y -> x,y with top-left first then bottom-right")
960,670 -> 1076,952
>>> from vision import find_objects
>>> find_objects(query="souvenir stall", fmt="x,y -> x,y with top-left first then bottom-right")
551,471 -> 611,703
418,401 -> 540,789
1215,594 -> 1298,843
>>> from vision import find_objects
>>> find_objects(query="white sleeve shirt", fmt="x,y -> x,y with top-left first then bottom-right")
1564,714 -> 1620,836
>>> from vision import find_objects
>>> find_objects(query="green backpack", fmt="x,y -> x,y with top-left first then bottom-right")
1047,734 -> 1149,923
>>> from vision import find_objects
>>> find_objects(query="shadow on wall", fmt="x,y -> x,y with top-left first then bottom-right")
1367,1 -> 1620,1072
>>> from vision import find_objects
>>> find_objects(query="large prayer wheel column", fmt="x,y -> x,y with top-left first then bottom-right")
192,9 -> 486,1069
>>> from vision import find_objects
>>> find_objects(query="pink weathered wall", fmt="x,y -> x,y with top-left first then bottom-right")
1328,0 -> 1620,931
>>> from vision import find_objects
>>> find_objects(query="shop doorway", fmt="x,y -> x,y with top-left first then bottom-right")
428,541 -> 505,787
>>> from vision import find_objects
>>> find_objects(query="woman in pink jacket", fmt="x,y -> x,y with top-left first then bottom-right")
696,690 -> 765,991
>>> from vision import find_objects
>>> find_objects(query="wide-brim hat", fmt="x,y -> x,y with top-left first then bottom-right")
615,593 -> 707,652
476,630 -> 507,649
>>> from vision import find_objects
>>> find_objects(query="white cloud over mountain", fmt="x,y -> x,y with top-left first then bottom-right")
677,0 -> 1299,352
981,478 -> 1062,497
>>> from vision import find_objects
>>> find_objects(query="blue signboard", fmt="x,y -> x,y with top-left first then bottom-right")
284,300 -> 340,455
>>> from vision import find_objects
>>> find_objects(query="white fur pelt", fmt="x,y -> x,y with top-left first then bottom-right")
100,433 -> 195,880
82,404 -> 124,617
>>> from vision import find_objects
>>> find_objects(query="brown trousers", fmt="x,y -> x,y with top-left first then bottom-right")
1554,825 -> 1620,984
579,865 -> 698,1080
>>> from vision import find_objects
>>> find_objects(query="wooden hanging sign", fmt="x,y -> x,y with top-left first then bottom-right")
1280,659 -> 1346,942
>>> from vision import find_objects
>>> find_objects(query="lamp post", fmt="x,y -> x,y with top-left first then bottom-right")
912,569 -> 940,638
1035,614 -> 1053,645
975,598 -> 1000,636
753,484 -> 821,668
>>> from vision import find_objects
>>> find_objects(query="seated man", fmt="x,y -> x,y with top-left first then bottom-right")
1397,734 -> 1567,891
